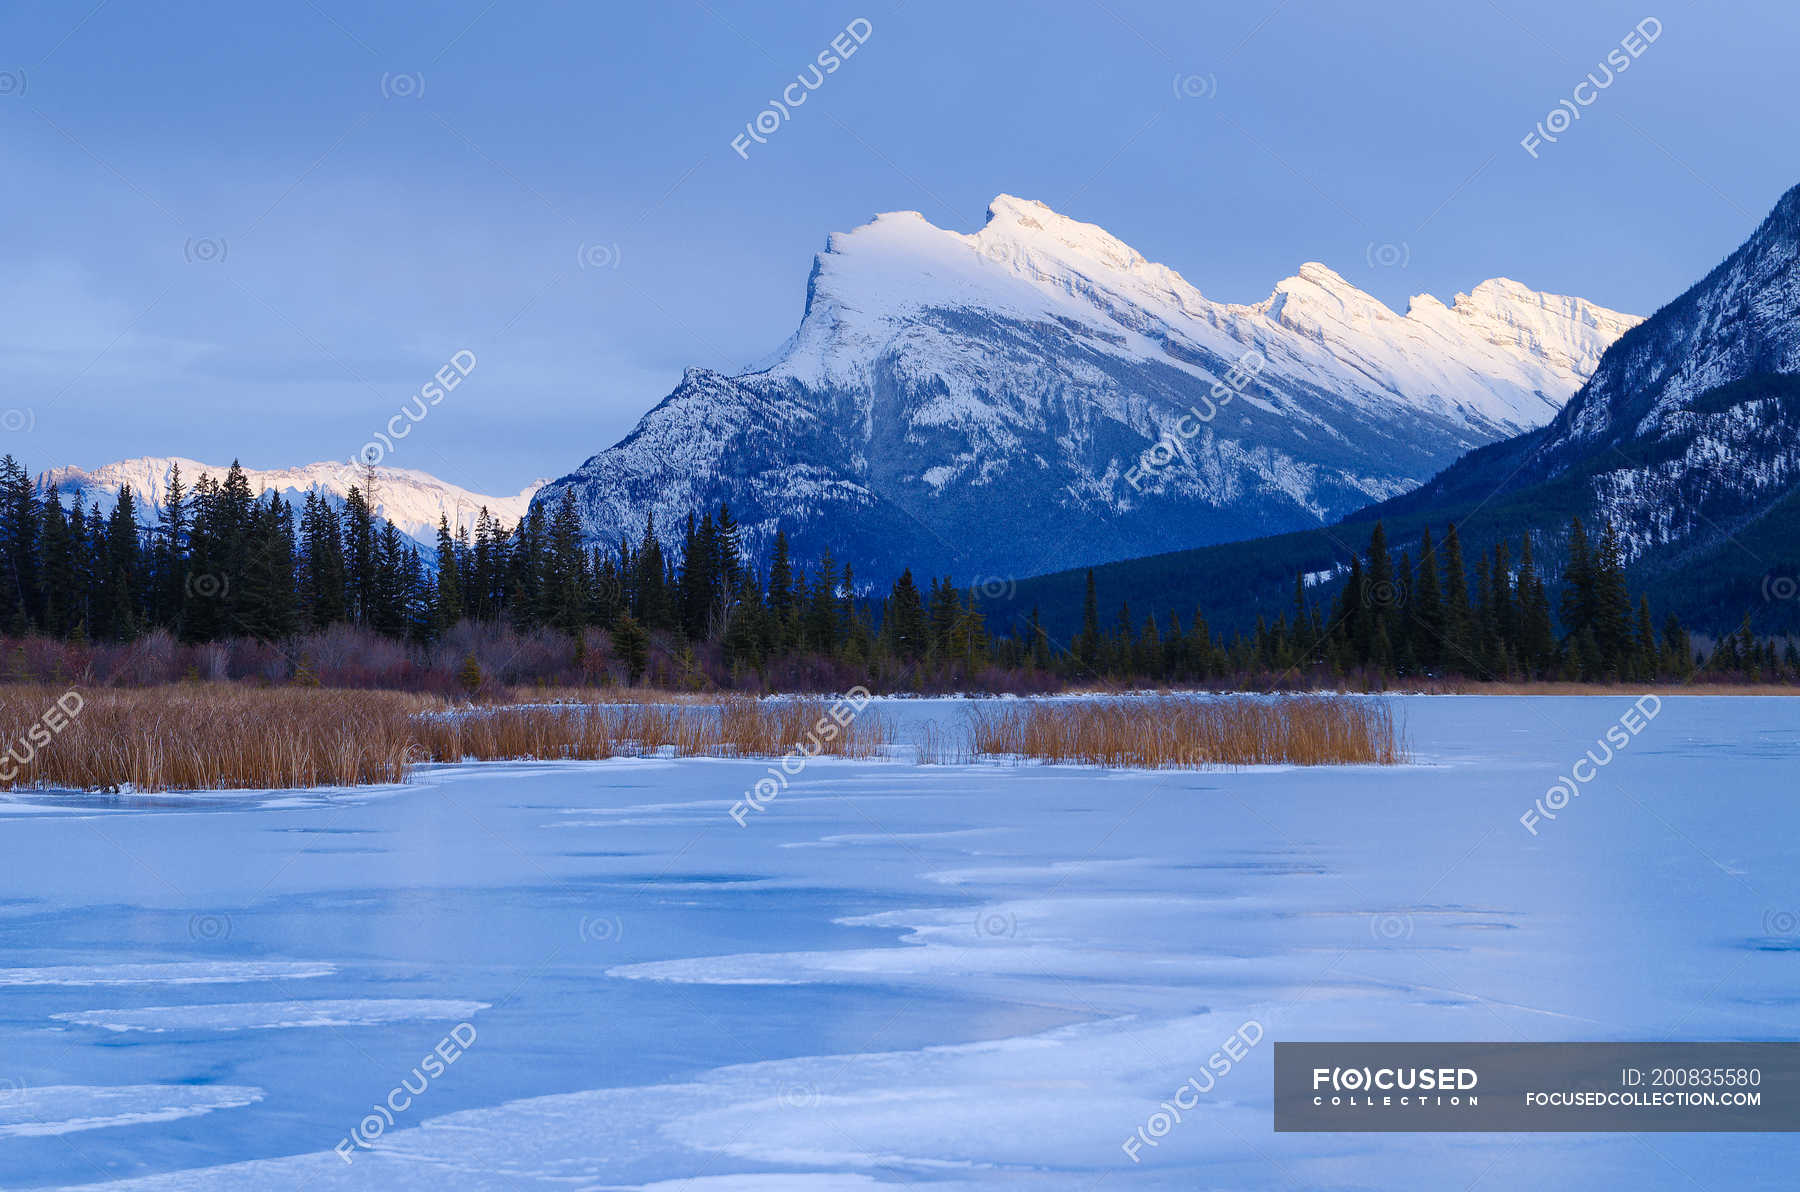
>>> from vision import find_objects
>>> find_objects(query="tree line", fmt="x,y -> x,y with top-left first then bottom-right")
0,454 -> 1789,687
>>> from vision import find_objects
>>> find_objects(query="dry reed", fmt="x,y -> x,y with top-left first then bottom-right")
964,695 -> 1405,768
911,718 -> 963,765
410,697 -> 894,765
0,685 -> 421,792
0,685 -> 1392,794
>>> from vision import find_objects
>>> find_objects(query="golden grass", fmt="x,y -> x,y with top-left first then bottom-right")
0,685 -> 1394,793
0,685 -> 422,792
410,697 -> 894,764
965,695 -> 1406,767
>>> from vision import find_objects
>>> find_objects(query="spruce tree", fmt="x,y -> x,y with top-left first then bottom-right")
1440,523 -> 1473,672
1410,528 -> 1444,671
99,486 -> 141,640
1517,534 -> 1555,677
0,455 -> 40,631
434,514 -> 464,632
1077,568 -> 1100,667
885,569 -> 928,661
613,612 -> 649,685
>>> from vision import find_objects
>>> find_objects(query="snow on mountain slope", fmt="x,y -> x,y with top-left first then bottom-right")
1383,180 -> 1800,576
539,195 -> 1639,582
38,458 -> 542,549
772,195 -> 1635,432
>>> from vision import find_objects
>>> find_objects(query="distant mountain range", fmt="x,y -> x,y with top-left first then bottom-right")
37,458 -> 542,551
535,195 -> 1637,582
988,182 -> 1800,639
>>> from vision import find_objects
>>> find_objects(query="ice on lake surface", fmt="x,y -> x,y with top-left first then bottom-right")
0,695 -> 1796,1188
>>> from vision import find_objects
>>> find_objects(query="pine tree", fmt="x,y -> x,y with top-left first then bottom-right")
341,485 -> 378,624
239,494 -> 299,641
1077,568 -> 1100,668
1440,523 -> 1473,672
1517,534 -> 1554,677
1561,515 -> 1596,655
1410,527 -> 1444,671
434,514 -> 464,632
457,652 -> 483,694
1634,596 -> 1658,680
613,612 -> 649,685
1591,520 -> 1633,676
1661,613 -> 1691,677
155,461 -> 187,627
299,491 -> 347,628
544,490 -> 588,636
885,569 -> 928,661
98,486 -> 141,640
767,530 -> 795,638
0,454 -> 40,632
37,486 -> 77,637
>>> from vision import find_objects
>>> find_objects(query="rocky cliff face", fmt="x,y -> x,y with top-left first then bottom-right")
539,195 -> 1636,582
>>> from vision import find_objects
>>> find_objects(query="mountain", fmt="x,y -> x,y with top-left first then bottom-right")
1366,181 -> 1800,627
38,457 -> 543,551
990,182 -> 1800,641
537,195 -> 1637,583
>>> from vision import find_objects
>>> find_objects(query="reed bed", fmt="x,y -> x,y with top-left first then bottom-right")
0,685 -> 1392,794
0,685 -> 421,792
964,695 -> 1405,768
409,697 -> 894,765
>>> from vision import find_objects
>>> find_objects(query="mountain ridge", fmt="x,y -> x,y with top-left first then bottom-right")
37,457 -> 543,551
538,194 -> 1637,582
987,182 -> 1800,639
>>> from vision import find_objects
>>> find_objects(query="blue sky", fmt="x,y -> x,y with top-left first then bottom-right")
0,0 -> 1793,493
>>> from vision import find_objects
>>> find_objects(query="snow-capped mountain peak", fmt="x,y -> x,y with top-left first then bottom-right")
777,196 -> 1636,432
38,457 -> 542,550
541,195 -> 1639,583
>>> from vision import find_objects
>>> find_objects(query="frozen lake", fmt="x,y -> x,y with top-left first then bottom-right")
0,695 -> 1796,1189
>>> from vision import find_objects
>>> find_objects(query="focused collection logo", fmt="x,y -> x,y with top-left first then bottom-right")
1311,1064 -> 1480,1108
